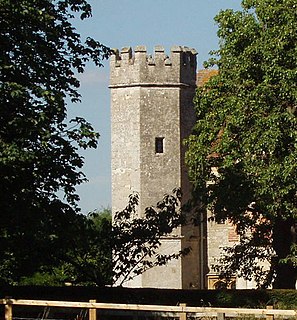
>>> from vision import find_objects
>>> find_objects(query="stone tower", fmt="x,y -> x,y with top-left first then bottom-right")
110,46 -> 203,289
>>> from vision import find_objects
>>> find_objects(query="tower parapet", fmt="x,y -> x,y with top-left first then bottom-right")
110,46 -> 197,88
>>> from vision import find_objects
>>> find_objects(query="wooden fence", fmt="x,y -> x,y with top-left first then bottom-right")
1,298 -> 296,320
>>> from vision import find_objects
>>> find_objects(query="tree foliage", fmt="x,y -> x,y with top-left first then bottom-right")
186,0 -> 297,288
0,201 -> 113,286
18,208 -> 112,286
0,1 -> 187,287
0,0 -> 110,284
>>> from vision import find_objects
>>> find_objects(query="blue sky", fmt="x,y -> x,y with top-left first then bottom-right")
71,0 -> 242,213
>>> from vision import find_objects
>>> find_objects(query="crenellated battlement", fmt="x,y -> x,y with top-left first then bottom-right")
110,45 -> 197,88
111,45 -> 197,67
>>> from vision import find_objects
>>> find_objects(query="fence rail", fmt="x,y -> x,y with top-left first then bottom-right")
1,298 -> 296,320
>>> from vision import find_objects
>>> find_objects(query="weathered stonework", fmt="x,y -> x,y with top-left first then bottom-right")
110,46 -> 201,289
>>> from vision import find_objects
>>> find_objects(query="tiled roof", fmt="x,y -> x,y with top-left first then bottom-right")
196,69 -> 218,87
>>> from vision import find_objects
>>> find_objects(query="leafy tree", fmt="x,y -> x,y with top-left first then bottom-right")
18,208 -> 112,286
0,0 -> 110,284
60,208 -> 113,286
1,1 -> 187,287
186,0 -> 297,288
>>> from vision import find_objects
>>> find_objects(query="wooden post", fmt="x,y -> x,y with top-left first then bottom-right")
266,305 -> 274,320
5,300 -> 12,320
217,312 -> 225,320
179,303 -> 187,320
89,299 -> 97,320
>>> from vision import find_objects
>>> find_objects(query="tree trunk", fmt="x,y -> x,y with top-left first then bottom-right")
272,218 -> 296,289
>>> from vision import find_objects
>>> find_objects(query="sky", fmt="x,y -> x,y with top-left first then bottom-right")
71,0 -> 242,214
